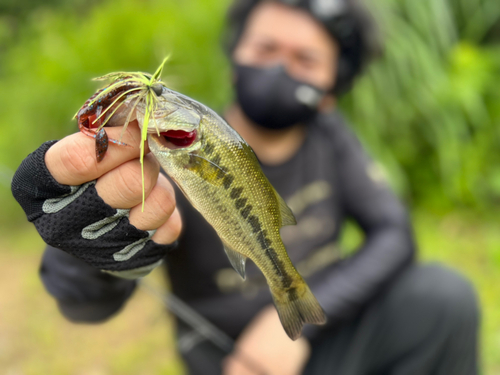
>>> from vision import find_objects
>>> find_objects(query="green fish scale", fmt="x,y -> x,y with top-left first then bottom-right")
162,114 -> 300,291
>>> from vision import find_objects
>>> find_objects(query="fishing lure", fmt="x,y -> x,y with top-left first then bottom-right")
75,58 -> 170,206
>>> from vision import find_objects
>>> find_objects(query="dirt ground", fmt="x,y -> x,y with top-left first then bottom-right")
0,233 -> 185,375
1,212 -> 500,374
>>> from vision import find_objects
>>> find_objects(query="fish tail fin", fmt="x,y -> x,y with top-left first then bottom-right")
270,281 -> 327,341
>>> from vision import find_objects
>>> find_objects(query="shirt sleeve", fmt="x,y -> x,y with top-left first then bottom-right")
40,245 -> 137,323
304,118 -> 416,340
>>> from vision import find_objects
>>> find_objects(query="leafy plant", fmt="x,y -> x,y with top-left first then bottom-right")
341,0 -> 500,210
0,0 -> 232,228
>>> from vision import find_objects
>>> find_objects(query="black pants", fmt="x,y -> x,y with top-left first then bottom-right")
177,264 -> 480,375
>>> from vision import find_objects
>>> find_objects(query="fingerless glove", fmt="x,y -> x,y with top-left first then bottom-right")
12,141 -> 175,278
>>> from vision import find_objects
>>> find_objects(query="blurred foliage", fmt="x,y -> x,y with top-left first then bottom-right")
0,0 -> 499,372
1,0 -> 500,226
0,0 -> 498,229
0,0 -> 233,229
342,0 -> 500,210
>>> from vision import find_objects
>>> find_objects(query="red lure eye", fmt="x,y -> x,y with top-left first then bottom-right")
161,130 -> 197,147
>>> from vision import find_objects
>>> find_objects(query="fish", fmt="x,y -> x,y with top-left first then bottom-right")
75,60 -> 326,339
138,87 -> 327,340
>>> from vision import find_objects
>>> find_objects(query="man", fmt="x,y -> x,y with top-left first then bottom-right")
12,0 -> 479,374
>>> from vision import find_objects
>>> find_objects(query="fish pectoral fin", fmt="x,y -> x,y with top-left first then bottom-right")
223,243 -> 247,280
188,153 -> 226,175
274,188 -> 297,227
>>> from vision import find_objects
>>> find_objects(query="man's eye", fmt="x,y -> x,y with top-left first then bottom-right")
298,56 -> 319,69
256,43 -> 276,54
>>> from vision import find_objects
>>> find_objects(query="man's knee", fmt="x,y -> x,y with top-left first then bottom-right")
398,263 -> 480,326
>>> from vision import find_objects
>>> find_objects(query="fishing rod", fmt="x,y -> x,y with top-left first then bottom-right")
139,280 -> 269,375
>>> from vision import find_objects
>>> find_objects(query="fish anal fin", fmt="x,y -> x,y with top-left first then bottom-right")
223,243 -> 247,280
274,189 -> 297,227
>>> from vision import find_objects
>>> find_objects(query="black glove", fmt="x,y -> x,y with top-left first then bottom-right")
12,141 -> 175,279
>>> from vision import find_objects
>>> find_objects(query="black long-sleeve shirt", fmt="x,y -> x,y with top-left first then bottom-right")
40,111 -> 415,339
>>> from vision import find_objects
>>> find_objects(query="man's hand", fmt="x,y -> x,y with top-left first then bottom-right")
222,306 -> 311,375
13,119 -> 181,274
45,120 -> 181,245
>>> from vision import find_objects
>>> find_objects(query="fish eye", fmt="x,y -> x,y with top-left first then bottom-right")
152,83 -> 164,97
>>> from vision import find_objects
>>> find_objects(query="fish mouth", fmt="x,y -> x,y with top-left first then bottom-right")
154,129 -> 197,150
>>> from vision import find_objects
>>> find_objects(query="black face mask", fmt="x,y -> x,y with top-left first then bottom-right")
234,64 -> 326,130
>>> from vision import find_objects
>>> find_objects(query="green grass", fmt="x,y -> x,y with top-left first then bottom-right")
0,0 -> 498,372
340,209 -> 500,374
1,211 -> 499,374
0,229 -> 185,374
414,210 -> 500,374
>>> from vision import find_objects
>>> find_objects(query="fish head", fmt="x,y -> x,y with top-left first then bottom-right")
136,86 -> 208,154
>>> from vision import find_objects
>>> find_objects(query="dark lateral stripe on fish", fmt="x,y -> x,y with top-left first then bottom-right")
223,174 -> 235,189
204,142 -> 214,155
265,246 -> 293,288
256,230 -> 271,247
200,151 -> 225,179
188,153 -> 229,183
223,180 -> 292,288
211,154 -> 222,167
287,287 -> 299,302
246,212 -> 293,289
216,168 -> 226,179
240,204 -> 252,218
248,215 -> 261,233
235,198 -> 247,209
254,228 -> 282,279
230,187 -> 243,200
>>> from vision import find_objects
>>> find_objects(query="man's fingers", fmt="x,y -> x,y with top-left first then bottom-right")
128,175 -> 176,231
128,174 -> 181,245
45,120 -> 149,186
95,153 -> 160,209
151,207 -> 182,245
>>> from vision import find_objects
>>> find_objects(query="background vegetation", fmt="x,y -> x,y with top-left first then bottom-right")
0,0 -> 498,373
346,0 -> 500,210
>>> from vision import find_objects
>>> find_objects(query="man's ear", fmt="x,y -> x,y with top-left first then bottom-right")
318,94 -> 336,112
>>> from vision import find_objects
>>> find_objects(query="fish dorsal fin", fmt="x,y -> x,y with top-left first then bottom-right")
274,188 -> 297,227
223,243 -> 247,280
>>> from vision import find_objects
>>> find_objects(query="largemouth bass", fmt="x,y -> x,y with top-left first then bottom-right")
140,87 -> 326,340
74,61 -> 326,339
